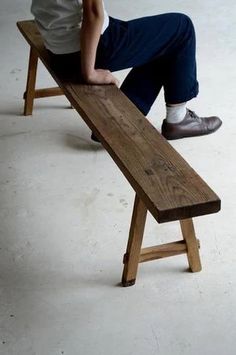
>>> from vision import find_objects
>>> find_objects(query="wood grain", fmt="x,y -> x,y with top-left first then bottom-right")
139,240 -> 187,263
24,46 -> 38,115
23,87 -> 63,99
122,194 -> 147,286
17,20 -> 221,223
180,219 -> 202,272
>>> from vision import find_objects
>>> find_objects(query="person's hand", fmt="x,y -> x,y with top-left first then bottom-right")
85,69 -> 119,86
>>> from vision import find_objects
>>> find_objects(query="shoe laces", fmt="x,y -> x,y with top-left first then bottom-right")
187,109 -> 202,122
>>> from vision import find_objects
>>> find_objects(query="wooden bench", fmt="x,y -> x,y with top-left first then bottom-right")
17,20 -> 221,287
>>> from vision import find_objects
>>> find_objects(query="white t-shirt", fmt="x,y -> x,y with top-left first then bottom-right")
31,0 -> 109,54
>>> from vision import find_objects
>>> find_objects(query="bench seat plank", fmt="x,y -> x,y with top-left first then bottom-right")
17,20 -> 221,223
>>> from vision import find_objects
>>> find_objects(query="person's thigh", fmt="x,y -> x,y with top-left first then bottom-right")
96,13 -> 193,71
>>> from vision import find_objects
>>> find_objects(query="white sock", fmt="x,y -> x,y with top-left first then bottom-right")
166,103 -> 187,124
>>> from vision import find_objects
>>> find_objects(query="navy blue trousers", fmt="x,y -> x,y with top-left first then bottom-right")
96,13 -> 199,115
50,13 -> 199,116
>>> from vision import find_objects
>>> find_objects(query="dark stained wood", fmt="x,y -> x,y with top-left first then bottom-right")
17,20 -> 221,223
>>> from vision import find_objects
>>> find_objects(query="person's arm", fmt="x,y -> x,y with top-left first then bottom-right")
81,0 -> 119,85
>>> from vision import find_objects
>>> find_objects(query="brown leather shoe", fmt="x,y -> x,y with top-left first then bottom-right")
91,132 -> 101,142
161,109 -> 222,140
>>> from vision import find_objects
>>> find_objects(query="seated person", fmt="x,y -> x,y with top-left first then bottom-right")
31,0 -> 222,140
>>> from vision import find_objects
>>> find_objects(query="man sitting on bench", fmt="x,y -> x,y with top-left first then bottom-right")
31,0 -> 222,141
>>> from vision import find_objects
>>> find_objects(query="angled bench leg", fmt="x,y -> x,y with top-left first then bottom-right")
24,47 -> 38,116
122,194 -> 147,287
180,218 -> 202,272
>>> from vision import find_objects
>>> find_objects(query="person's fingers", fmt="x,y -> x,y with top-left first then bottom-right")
111,77 -> 119,86
86,70 -> 119,86
114,77 -> 120,87
107,73 -> 119,86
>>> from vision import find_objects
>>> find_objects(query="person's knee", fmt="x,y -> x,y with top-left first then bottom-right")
179,13 -> 195,35
172,12 -> 195,43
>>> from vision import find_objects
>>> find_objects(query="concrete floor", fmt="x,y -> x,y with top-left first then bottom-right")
0,0 -> 236,354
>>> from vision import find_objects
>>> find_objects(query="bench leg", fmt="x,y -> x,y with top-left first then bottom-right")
180,218 -> 202,272
122,194 -> 147,287
24,47 -> 38,116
